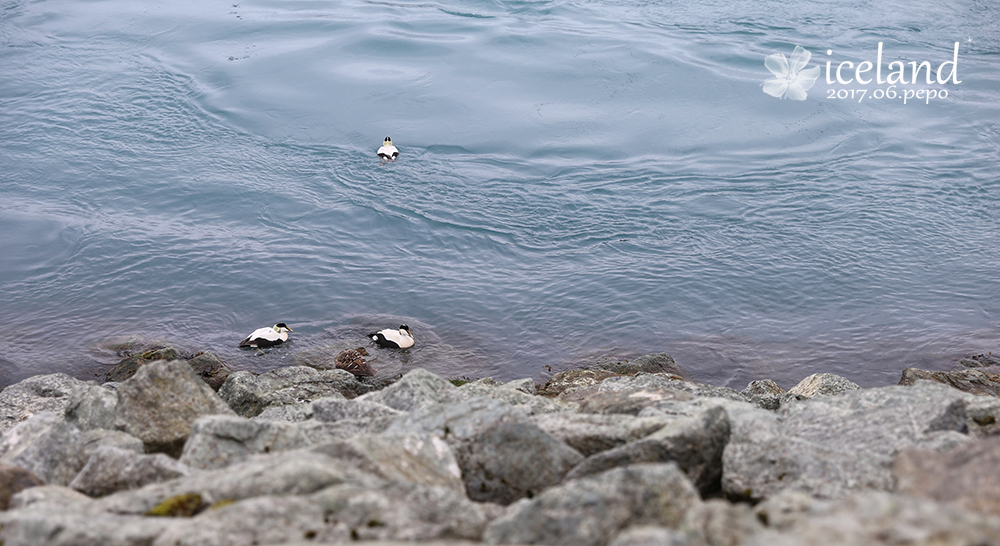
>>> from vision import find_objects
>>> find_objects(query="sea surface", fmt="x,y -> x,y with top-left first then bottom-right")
1,0 -> 998,388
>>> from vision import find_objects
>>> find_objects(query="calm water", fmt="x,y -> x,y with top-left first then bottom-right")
1,0 -> 998,388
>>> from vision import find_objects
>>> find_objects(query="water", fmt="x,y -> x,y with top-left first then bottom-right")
1,0 -> 998,389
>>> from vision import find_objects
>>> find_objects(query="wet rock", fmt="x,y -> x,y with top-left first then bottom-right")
252,401 -> 314,422
741,379 -> 785,410
313,396 -> 403,422
104,346 -> 181,383
595,352 -> 687,377
723,381 -> 976,501
79,429 -> 144,461
0,464 -> 43,510
744,491 -> 1000,546
358,368 -> 460,412
386,396 -> 583,504
900,367 -> 1000,397
786,373 -> 861,399
958,353 -> 1000,369
483,463 -> 701,546
537,368 -> 620,397
566,405 -> 731,496
186,352 -> 232,391
313,433 -> 464,493
64,382 -> 117,431
70,446 -> 190,497
894,435 -> 1000,517
219,366 -> 371,417
0,373 -> 88,435
505,377 -> 537,394
529,412 -> 671,457
115,360 -> 235,457
0,412 -> 85,486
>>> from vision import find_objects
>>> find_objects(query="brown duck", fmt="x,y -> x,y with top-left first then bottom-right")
334,347 -> 375,377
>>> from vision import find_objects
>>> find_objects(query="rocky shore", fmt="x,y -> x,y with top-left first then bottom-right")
0,348 -> 999,545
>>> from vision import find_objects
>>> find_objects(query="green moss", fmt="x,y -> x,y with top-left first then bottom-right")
448,376 -> 478,387
146,493 -> 203,517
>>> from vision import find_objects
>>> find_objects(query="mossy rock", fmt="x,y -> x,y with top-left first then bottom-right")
146,492 -> 204,517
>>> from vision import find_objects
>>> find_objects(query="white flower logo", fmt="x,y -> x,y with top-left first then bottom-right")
762,46 -> 821,100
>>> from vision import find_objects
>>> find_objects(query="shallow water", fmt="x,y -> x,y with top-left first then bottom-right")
1,0 -> 998,388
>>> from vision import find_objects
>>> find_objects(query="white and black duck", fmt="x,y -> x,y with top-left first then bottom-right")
377,136 -> 399,161
369,324 -> 414,349
239,323 -> 293,348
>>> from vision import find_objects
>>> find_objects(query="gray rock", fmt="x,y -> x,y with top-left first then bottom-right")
9,484 -> 93,510
64,382 -> 118,431
529,412 -> 671,457
358,368 -> 460,412
0,505 -> 180,546
186,351 -> 232,391
595,352 -> 686,377
965,395 -> 1000,437
894,435 -> 1000,517
105,346 -> 182,383
251,401 -> 314,422
313,433 -> 464,493
386,396 -> 583,504
218,366 -> 370,418
900,367 -> 1000,397
96,449 -> 380,515
0,373 -> 88,435
483,463 -> 701,546
679,498 -> 766,546
741,379 -> 785,410
79,429 -> 144,461
70,446 -> 190,497
115,360 -> 235,456
505,378 -> 537,394
608,526 -> 689,546
180,414 -> 384,470
538,368 -> 621,397
455,379 -> 568,415
958,353 -> 1000,369
0,463 -> 43,510
566,405 -> 731,496
599,373 -> 749,403
723,381 -> 977,501
573,386 -> 695,416
787,373 -> 861,399
0,412 -> 85,486
744,491 -> 1000,546
313,396 -> 403,422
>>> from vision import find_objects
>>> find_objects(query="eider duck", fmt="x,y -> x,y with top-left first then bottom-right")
239,323 -> 292,348
377,136 -> 399,161
334,347 -> 375,377
369,324 -> 414,349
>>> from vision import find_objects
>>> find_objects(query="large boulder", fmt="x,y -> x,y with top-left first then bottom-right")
218,366 -> 371,417
114,360 -> 235,456
894,435 -> 1000,517
313,433 -> 464,493
483,463 -> 701,546
0,412 -> 85,486
723,381 -> 976,501
64,383 -> 118,431
899,367 -> 1000,397
69,446 -> 190,497
356,368 -> 459,412
0,374 -> 89,435
529,412 -> 672,457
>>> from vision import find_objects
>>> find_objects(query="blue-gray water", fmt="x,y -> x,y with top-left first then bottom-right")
1,0 -> 998,388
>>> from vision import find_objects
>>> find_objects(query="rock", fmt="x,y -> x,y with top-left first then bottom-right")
79,429 -> 144,461
595,352 -> 687,377
0,505 -> 180,546
741,380 -> 785,410
900,367 -> 1000,397
565,405 -> 731,496
358,368 -> 459,412
69,446 -> 190,497
104,346 -> 181,383
529,412 -> 671,457
958,353 -> 1000,369
537,368 -> 620,397
0,464 -> 43,510
0,373 -> 89,435
387,396 -> 583,504
9,484 -> 93,510
965,395 -> 1000,437
455,379 -> 568,415
505,378 -> 537,394
787,373 -> 861,399
218,366 -> 371,417
723,381 -> 977,501
186,352 -> 232,391
679,498 -> 765,546
313,396 -> 403,422
608,526 -> 688,546
64,382 -> 117,431
96,449 -> 380,515
115,360 -> 235,457
252,401 -> 314,422
598,374 -> 749,403
744,491 -> 1000,546
0,412 -> 85,486
572,386 -> 695,416
483,463 -> 701,546
313,433 -> 464,493
311,480 -> 490,541
894,435 -> 1000,517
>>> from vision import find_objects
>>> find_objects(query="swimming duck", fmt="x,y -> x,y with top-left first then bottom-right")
377,137 -> 399,161
369,324 -> 414,349
335,347 -> 376,377
239,323 -> 293,348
